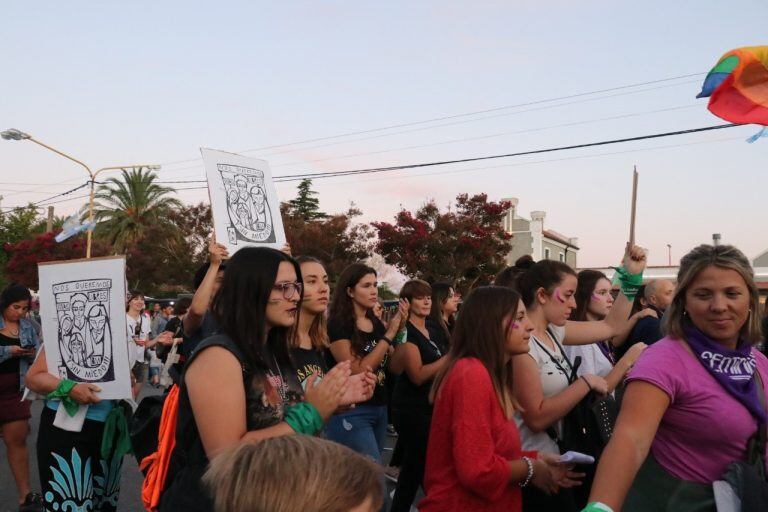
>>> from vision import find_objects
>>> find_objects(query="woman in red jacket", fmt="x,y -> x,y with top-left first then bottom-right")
420,286 -> 580,512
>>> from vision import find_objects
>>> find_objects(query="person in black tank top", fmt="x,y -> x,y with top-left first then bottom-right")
160,248 -> 353,512
390,280 -> 449,512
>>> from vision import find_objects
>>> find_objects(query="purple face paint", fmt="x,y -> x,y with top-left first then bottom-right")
591,293 -> 603,301
554,288 -> 566,303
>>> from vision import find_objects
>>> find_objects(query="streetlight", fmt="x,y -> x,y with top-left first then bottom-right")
2,128 -> 160,258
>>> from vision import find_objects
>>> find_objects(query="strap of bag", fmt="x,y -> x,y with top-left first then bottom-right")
751,371 -> 767,467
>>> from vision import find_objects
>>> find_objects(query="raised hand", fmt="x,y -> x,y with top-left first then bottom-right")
623,243 -> 647,275
209,240 -> 229,265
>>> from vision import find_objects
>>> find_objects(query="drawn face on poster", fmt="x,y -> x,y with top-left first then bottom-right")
202,149 -> 287,254
38,256 -> 131,400
54,279 -> 114,382
221,165 -> 275,244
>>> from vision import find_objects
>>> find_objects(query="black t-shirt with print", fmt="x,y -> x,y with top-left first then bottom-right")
391,321 -> 447,412
327,317 -> 388,407
291,347 -> 330,392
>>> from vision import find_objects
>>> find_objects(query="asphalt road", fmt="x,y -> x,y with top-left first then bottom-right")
1,388 -> 406,512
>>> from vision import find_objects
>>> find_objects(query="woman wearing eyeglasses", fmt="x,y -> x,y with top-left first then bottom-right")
160,248 -> 352,512
326,263 -> 408,463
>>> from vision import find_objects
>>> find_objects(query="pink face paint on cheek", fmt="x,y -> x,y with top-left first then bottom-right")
591,293 -> 602,301
555,289 -> 566,303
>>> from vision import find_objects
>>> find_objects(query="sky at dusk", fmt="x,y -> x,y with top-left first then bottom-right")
2,1 -> 767,267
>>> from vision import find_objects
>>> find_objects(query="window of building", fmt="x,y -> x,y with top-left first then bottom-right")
544,248 -> 551,259
559,252 -> 565,262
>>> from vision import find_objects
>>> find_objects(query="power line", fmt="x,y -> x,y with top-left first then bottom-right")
271,123 -> 740,182
154,72 -> 705,171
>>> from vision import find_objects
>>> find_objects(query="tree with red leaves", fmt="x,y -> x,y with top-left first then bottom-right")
4,232 -> 110,289
372,194 -> 512,291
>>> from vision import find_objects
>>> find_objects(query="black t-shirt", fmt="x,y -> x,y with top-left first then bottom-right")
164,316 -> 183,337
291,347 -> 330,391
615,306 -> 664,360
391,321 -> 447,412
0,332 -> 21,374
327,317 -> 388,407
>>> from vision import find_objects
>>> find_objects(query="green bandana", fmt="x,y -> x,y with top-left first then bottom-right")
101,405 -> 132,459
611,266 -> 643,301
45,379 -> 79,417
284,402 -> 324,436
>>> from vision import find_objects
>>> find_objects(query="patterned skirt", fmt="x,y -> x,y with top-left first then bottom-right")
37,406 -> 123,512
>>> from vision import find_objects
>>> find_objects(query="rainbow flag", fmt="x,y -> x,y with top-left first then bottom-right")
697,46 -> 768,141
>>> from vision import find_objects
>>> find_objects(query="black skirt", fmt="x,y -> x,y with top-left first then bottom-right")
37,406 -> 123,512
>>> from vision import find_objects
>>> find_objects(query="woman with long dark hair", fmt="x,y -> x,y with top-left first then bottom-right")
326,262 -> 408,463
427,282 -> 459,342
565,270 -> 651,392
160,248 -> 353,511
586,245 -> 768,512
0,284 -> 42,511
420,286 -> 578,512
512,244 -> 647,511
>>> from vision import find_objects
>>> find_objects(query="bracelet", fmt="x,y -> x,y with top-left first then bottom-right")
519,456 -> 534,487
582,502 -> 615,512
380,335 -> 393,345
284,402 -> 324,436
610,266 -> 643,301
580,376 -> 593,392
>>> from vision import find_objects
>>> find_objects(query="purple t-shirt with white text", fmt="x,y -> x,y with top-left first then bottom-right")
627,336 -> 768,483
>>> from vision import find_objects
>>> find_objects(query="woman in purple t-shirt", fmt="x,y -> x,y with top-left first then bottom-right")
586,244 -> 768,512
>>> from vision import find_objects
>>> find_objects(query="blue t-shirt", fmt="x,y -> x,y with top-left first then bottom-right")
46,399 -> 114,422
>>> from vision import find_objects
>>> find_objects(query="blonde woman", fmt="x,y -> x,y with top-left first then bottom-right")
585,245 -> 768,512
204,436 -> 383,512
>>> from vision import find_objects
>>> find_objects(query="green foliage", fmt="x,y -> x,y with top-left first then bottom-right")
93,167 -> 183,253
0,200 -> 46,288
377,284 -> 398,300
285,179 -> 327,221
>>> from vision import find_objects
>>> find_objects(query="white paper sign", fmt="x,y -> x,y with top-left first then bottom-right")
201,148 -> 286,254
38,256 -> 132,400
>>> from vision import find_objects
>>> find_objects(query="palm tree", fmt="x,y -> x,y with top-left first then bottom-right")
93,167 -> 183,252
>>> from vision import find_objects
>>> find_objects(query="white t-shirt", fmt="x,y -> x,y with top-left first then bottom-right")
126,313 -> 150,366
563,343 -> 614,379
515,323 -> 571,454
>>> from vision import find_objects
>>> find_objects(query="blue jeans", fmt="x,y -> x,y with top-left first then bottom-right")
325,405 -> 387,463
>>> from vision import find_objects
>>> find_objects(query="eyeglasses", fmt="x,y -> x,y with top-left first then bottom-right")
272,281 -> 303,300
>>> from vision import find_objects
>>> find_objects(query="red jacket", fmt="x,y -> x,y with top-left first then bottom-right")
419,358 -> 535,512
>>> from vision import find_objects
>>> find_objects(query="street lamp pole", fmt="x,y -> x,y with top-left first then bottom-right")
1,128 -> 159,258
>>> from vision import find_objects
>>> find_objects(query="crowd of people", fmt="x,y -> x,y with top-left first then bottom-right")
0,237 -> 767,512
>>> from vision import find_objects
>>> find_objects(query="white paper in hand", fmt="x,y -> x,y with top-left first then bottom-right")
559,451 -> 595,465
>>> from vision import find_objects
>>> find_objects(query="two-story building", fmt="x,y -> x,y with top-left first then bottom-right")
502,197 -> 579,267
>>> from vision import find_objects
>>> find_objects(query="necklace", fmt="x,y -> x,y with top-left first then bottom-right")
1,320 -> 19,337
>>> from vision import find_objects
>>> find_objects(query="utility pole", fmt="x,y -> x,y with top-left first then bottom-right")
667,244 -> 672,266
46,206 -> 54,233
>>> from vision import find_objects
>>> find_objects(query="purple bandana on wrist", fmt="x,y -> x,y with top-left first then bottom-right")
684,325 -> 767,424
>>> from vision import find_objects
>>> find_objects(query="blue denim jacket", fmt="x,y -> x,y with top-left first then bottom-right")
0,316 -> 41,391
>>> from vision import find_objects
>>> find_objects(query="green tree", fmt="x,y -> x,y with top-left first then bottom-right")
0,201 -> 44,288
93,167 -> 183,252
285,179 -> 326,221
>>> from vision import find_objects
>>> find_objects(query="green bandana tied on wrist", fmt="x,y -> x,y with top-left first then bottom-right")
611,266 -> 643,301
101,404 -> 132,459
45,379 -> 79,417
581,502 -> 614,512
394,328 -> 408,345
284,402 -> 324,435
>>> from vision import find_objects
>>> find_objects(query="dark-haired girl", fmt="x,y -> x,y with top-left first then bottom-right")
427,283 -> 459,342
564,270 -> 651,393
420,286 -> 579,512
160,248 -> 353,512
0,284 -> 42,511
512,245 -> 647,511
326,263 -> 408,463
390,280 -> 449,511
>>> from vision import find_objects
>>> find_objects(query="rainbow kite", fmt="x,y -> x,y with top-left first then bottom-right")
697,45 -> 768,142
